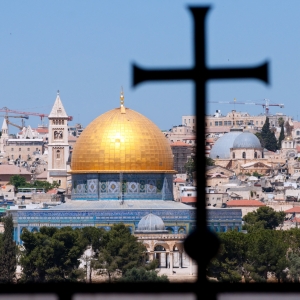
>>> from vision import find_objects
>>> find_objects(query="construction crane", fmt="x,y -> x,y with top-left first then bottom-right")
0,115 -> 29,131
0,107 -> 73,122
208,98 -> 284,115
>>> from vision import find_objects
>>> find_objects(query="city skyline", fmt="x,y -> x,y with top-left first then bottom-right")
0,1 -> 300,133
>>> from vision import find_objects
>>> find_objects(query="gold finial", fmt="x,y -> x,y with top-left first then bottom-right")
120,87 -> 124,106
120,87 -> 126,113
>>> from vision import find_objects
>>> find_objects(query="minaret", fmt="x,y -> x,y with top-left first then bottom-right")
47,91 -> 69,189
0,118 -> 8,154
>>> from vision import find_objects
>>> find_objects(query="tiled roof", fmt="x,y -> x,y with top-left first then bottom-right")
173,178 -> 186,183
181,196 -> 197,203
226,200 -> 265,207
47,189 -> 58,194
170,141 -> 190,147
35,128 -> 48,133
285,207 -> 300,213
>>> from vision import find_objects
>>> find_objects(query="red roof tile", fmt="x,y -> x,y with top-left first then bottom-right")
226,200 -> 265,207
170,141 -> 190,147
35,128 -> 48,133
285,207 -> 300,213
173,178 -> 186,183
181,196 -> 197,203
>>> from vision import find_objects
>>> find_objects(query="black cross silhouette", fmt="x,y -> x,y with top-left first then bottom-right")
132,6 -> 269,282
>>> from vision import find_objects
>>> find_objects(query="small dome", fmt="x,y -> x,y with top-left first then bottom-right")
209,131 -> 242,159
136,213 -> 166,232
232,131 -> 261,149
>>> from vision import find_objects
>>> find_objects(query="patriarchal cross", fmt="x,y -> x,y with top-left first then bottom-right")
132,6 -> 269,282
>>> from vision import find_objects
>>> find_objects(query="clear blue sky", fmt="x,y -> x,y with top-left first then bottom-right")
0,1 -> 299,133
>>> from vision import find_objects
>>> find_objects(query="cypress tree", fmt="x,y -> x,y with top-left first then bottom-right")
261,117 -> 271,141
277,123 -> 285,150
260,117 -> 278,152
0,214 -> 17,283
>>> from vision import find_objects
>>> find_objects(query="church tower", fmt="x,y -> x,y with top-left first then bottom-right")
47,92 -> 69,189
0,118 -> 8,154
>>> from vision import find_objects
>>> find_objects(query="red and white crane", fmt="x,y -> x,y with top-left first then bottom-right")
208,98 -> 284,115
0,107 -> 73,121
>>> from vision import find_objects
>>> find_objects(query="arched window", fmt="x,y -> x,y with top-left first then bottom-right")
56,150 -> 60,159
242,152 -> 246,159
232,152 -> 235,159
154,245 -> 166,251
254,152 -> 257,158
59,120 -> 61,125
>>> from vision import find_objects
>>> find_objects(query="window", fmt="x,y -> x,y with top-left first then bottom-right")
232,152 -> 235,159
56,150 -> 60,159
215,121 -> 218,126
193,119 -> 195,123
19,148 -> 21,151
254,152 -> 257,158
210,122 -> 212,126
261,121 -> 263,125
27,148 -> 30,151
256,121 -> 258,125
36,148 -> 38,151
11,148 -> 14,151
189,119 -> 190,123
219,121 -> 222,126
224,121 -> 227,126
297,131 -> 300,136
242,152 -> 246,158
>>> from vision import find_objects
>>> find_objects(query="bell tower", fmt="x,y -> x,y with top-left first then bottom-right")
47,91 -> 69,189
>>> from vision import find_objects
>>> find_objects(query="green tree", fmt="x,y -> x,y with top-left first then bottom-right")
118,267 -> 169,282
243,206 -> 285,231
0,214 -> 17,283
8,175 -> 29,190
245,230 -> 289,282
31,180 -> 60,192
277,117 -> 285,127
260,117 -> 278,152
207,231 -> 247,282
93,224 -> 146,282
20,227 -> 86,282
185,157 -> 195,180
8,175 -> 60,192
277,123 -> 285,150
206,157 -> 215,166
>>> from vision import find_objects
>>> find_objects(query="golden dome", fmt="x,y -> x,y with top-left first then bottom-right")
70,107 -> 174,173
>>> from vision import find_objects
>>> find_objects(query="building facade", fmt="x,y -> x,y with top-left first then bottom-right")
47,92 -> 70,189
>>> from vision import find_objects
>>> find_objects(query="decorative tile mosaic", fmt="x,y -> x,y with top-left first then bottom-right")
156,179 -> 162,193
128,182 -> 138,193
88,179 -> 98,194
139,180 -> 145,193
108,181 -> 119,193
147,179 -> 156,193
100,181 -> 107,193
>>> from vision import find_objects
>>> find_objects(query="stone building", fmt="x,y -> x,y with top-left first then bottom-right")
134,213 -> 195,274
47,92 -> 70,189
170,141 -> 193,174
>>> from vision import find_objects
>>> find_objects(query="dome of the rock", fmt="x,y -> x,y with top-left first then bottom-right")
70,106 -> 174,173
